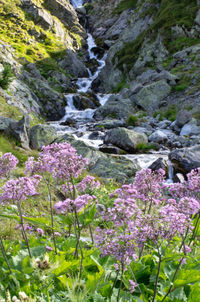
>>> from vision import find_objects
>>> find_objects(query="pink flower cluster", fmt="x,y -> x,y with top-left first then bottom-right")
0,153 -> 18,178
76,175 -> 100,192
54,194 -> 96,213
96,168 -> 200,265
0,175 -> 41,203
25,143 -> 87,182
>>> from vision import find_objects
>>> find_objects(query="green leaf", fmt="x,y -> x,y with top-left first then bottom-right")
188,283 -> 200,301
174,270 -> 200,288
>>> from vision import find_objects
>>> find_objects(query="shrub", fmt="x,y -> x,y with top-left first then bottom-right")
126,115 -> 138,126
0,63 -> 14,90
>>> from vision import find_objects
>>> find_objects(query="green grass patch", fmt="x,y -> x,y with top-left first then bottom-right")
0,63 -> 14,90
112,77 -> 129,93
126,115 -> 138,126
154,104 -> 177,121
136,142 -> 157,152
0,95 -> 22,119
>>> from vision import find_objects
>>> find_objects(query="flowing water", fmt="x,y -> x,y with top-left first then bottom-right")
51,0 -> 174,176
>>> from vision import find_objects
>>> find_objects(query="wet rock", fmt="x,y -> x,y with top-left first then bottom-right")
59,50 -> 89,78
148,157 -> 167,172
55,133 -> 139,182
169,145 -> 200,174
29,124 -> 57,150
99,144 -> 125,155
174,173 -> 185,183
94,94 -> 135,120
73,94 -> 100,110
104,127 -> 148,153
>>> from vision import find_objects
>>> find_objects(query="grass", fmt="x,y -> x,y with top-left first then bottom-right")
135,142 -> 157,152
153,105 -> 177,121
0,95 -> 22,119
0,63 -> 14,90
113,0 -> 138,14
126,115 -> 138,126
112,77 -> 129,93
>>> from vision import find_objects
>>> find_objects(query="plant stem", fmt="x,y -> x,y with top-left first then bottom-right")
89,224 -> 94,244
129,265 -> 145,302
0,236 -> 12,273
162,215 -> 200,302
117,262 -> 124,302
108,271 -> 119,299
74,208 -> 84,279
152,251 -> 162,302
46,180 -> 57,254
17,202 -> 32,258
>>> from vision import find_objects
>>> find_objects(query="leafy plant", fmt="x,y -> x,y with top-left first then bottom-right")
0,63 -> 14,90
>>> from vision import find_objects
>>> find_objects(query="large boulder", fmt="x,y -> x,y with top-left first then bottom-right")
29,124 -> 57,150
5,115 -> 30,149
0,117 -> 15,132
94,94 -> 135,120
148,130 -> 168,144
175,110 -> 192,128
59,50 -> 89,78
180,119 -> 200,136
134,80 -> 171,112
104,127 -> 148,153
169,145 -> 200,174
55,133 -> 139,182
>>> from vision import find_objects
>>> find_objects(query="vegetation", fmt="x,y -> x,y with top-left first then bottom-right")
0,143 -> 200,301
113,0 -> 138,14
0,63 -> 14,90
115,0 -> 199,71
126,115 -> 139,126
154,105 -> 177,121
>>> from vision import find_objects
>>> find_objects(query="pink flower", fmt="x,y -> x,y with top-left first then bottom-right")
36,228 -> 44,236
129,280 -> 138,293
46,246 -> 53,252
54,232 -> 61,237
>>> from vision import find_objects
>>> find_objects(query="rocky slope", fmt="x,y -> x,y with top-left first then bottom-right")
0,0 -> 200,181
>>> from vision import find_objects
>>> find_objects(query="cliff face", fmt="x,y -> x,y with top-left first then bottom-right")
0,0 -> 88,121
89,0 -> 200,115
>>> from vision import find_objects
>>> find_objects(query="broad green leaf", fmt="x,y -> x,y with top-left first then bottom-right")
174,270 -> 200,288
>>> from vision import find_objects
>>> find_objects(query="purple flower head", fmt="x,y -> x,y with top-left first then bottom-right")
36,228 -> 44,236
46,245 -> 53,252
0,153 -> 18,178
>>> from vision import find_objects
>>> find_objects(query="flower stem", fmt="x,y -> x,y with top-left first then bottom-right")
46,180 -> 57,254
0,235 -> 12,273
17,202 -> 32,258
152,251 -> 162,302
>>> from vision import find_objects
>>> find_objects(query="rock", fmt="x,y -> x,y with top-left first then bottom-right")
148,130 -> 168,144
73,94 -> 100,110
93,119 -> 126,129
148,157 -> 167,172
29,124 -> 57,150
180,119 -> 200,136
55,133 -> 139,182
76,6 -> 86,15
157,120 -> 171,129
0,117 -> 15,132
5,115 -> 30,149
195,9 -> 200,26
94,94 -> 135,120
59,50 -> 88,78
175,110 -> 192,128
169,145 -> 200,174
174,173 -> 185,183
135,80 -> 171,112
104,127 -> 148,153
99,144 -> 125,155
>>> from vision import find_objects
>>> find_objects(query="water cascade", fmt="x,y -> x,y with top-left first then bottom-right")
51,0 -> 175,175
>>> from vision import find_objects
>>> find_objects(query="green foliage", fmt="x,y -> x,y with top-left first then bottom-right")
192,112 -> 200,120
112,77 -> 129,93
126,114 -> 138,126
0,63 -> 14,90
173,84 -> 188,92
135,142 -> 157,152
154,105 -> 177,121
113,0 -> 138,14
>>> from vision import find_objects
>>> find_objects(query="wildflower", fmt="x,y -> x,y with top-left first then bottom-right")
46,246 -> 53,252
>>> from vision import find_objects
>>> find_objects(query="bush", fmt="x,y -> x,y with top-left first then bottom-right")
0,63 -> 14,90
126,115 -> 138,126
